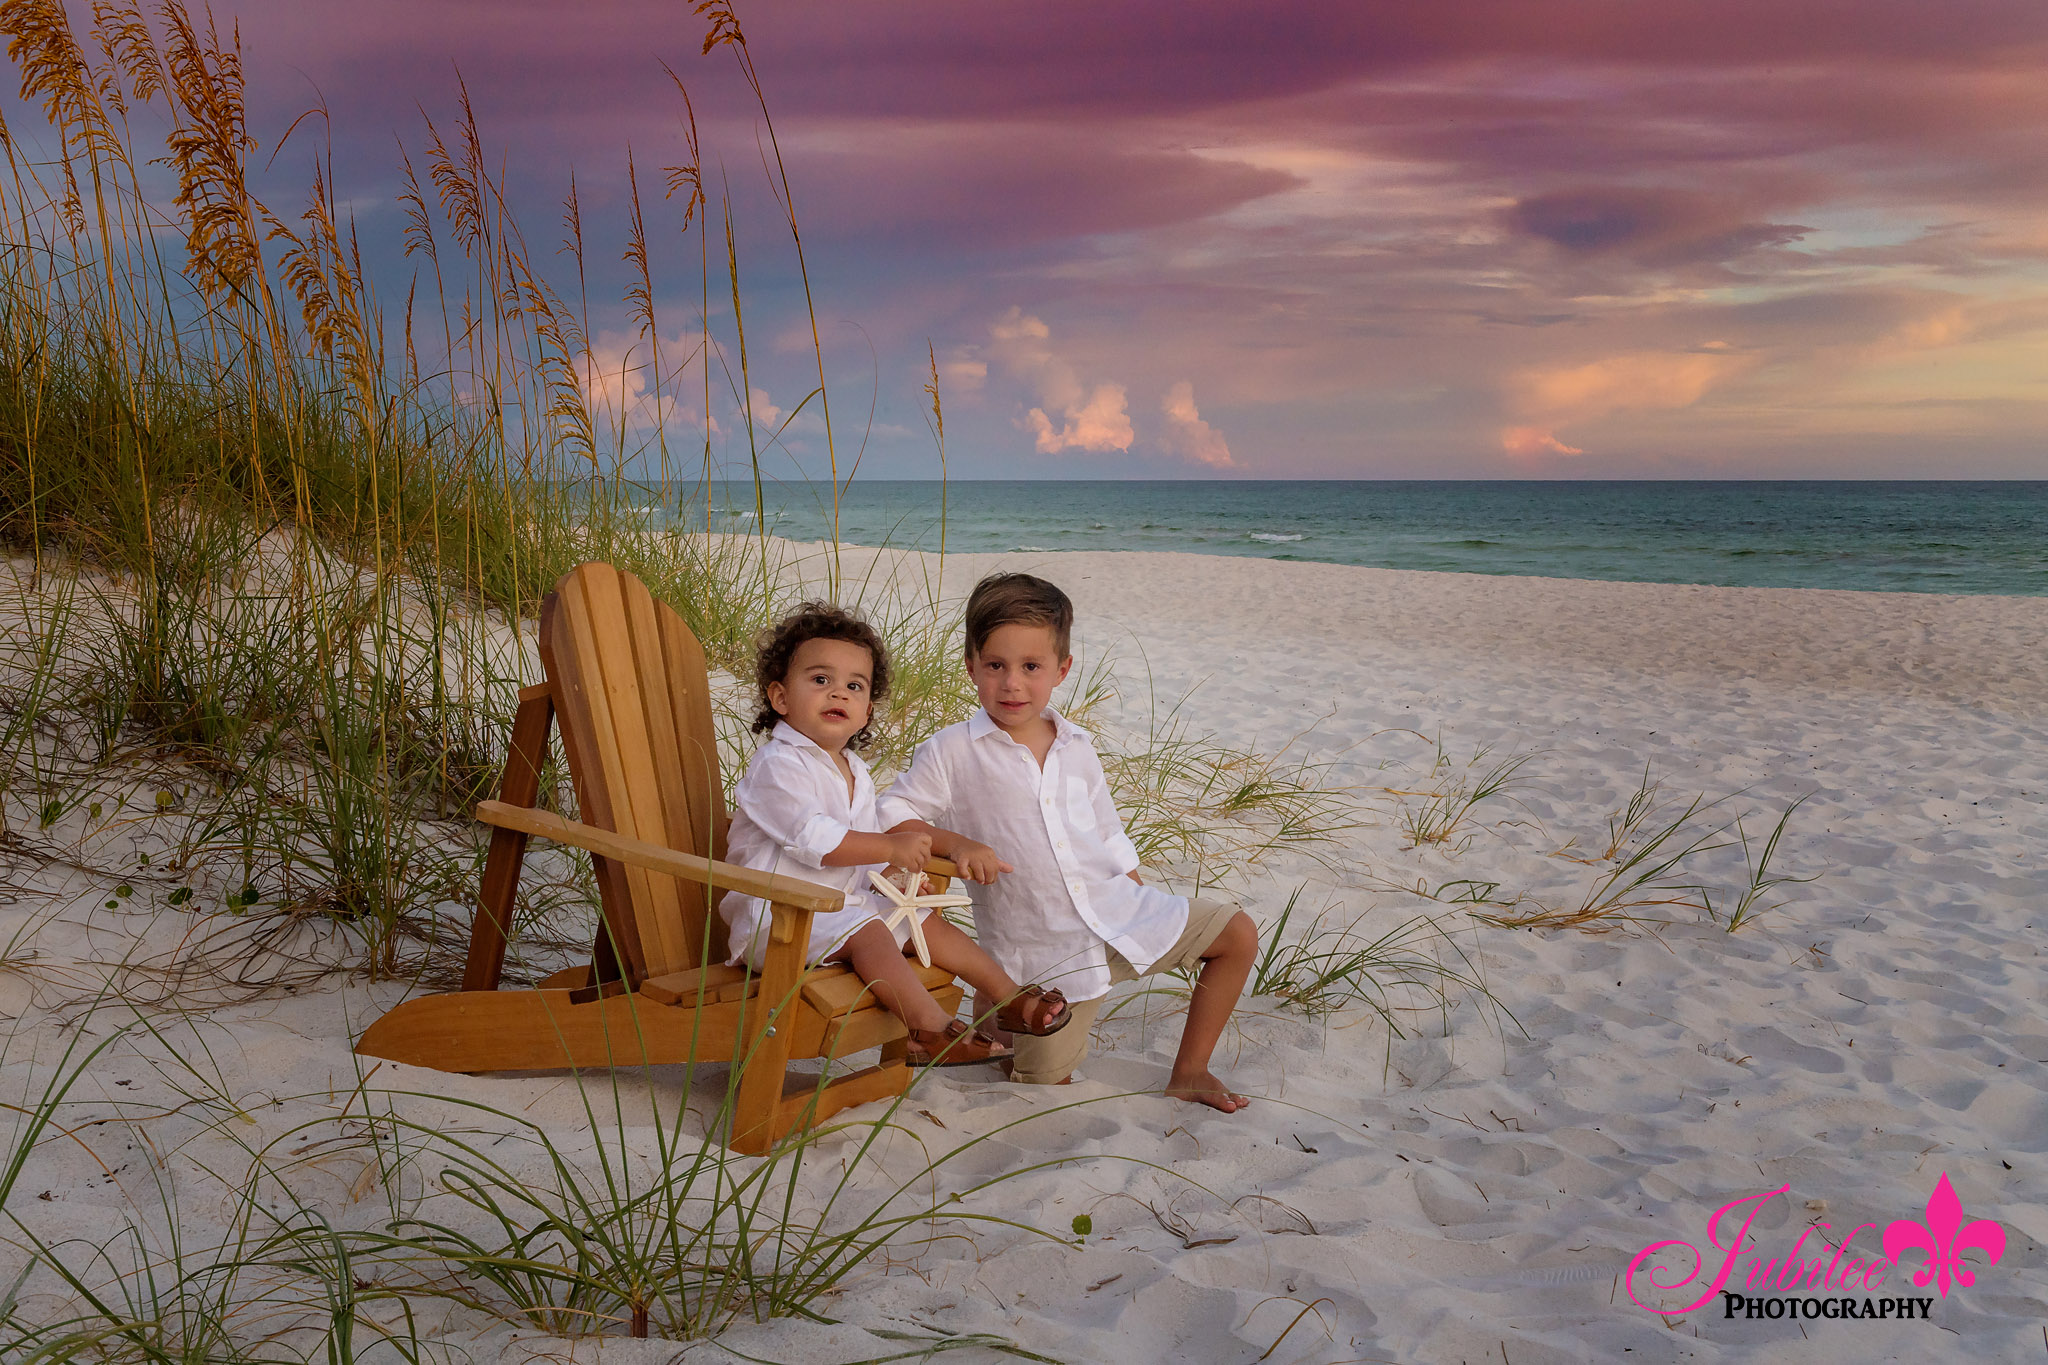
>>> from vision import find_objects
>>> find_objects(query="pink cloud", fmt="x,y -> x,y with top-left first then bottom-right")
1500,426 -> 1585,458
1501,350 -> 1755,455
988,309 -> 1133,455
1511,351 -> 1749,420
1024,387 -> 1133,455
1159,381 -> 1235,468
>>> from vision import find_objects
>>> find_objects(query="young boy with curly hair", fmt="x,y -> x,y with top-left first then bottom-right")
721,602 -> 1071,1066
879,574 -> 1258,1111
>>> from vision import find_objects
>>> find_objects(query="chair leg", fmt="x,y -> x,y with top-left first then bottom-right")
743,1017 -> 924,1152
462,687 -> 554,993
730,922 -> 806,1156
585,914 -> 626,997
730,1019 -> 800,1155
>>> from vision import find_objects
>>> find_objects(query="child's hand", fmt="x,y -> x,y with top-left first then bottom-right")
953,841 -> 1013,885
883,830 -> 933,873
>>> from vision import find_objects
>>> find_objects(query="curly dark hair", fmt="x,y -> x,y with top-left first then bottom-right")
750,602 -> 891,750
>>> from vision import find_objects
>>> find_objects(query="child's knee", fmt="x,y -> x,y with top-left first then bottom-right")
1209,910 -> 1259,960
919,914 -> 966,949
839,920 -> 895,958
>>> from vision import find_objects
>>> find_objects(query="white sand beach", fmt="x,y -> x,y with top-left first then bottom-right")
4,546 -> 2045,1363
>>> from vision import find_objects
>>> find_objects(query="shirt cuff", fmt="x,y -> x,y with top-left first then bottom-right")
786,811 -> 851,868
1106,831 -> 1142,875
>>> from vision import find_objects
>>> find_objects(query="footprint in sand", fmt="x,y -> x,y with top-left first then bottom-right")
1008,1112 -> 1120,1151
1744,1026 -> 1846,1074
1413,1165 -> 1492,1228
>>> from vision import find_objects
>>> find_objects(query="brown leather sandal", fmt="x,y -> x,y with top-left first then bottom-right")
994,984 -> 1072,1037
905,1019 -> 1012,1068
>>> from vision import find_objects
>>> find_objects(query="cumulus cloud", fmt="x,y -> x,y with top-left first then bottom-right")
1500,426 -> 1584,458
579,330 -> 694,431
1501,348 -> 1753,456
940,356 -> 988,395
987,307 -> 1134,455
747,386 -> 784,428
1158,380 -> 1235,467
573,329 -> 741,440
578,333 -> 650,421
1023,389 -> 1133,455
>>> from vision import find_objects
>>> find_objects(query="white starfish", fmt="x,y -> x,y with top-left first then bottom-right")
867,869 -> 973,968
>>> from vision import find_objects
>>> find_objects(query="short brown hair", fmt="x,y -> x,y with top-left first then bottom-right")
750,602 -> 890,750
964,572 -> 1073,660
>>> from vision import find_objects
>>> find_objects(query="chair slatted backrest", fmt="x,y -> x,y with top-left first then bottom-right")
540,563 -> 725,983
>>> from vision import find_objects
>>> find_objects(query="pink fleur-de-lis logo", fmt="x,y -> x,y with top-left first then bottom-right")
1883,1172 -> 2006,1298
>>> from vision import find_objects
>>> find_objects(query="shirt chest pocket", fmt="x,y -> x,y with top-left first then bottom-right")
1062,775 -> 1095,837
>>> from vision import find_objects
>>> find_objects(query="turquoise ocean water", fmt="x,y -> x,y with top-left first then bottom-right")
658,481 -> 2048,597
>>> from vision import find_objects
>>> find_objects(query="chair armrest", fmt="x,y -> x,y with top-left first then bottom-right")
924,855 -> 959,881
475,800 -> 846,915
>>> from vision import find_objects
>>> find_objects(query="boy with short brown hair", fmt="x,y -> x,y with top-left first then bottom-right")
879,572 -> 1258,1110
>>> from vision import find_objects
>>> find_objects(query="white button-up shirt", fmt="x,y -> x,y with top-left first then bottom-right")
877,708 -> 1188,1002
721,722 -> 890,968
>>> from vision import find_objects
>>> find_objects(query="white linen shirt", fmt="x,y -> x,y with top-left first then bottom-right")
877,708 -> 1188,1003
721,722 -> 893,969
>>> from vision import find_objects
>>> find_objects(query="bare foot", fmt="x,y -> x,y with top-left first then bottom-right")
1165,1069 -> 1251,1113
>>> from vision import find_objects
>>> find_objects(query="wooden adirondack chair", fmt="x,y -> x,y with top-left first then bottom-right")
354,562 -> 962,1154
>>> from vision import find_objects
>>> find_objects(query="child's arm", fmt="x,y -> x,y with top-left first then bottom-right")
736,749 -> 923,875
873,735 -> 1011,883
1082,742 -> 1147,880
820,828 -> 934,873
883,820 -> 1011,885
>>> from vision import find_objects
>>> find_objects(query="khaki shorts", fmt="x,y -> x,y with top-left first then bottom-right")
1009,897 -> 1241,1085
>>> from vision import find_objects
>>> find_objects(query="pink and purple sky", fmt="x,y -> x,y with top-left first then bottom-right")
43,1 -> 2048,477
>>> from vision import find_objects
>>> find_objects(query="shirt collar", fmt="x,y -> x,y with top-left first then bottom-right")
967,706 -> 1087,746
769,720 -> 868,771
